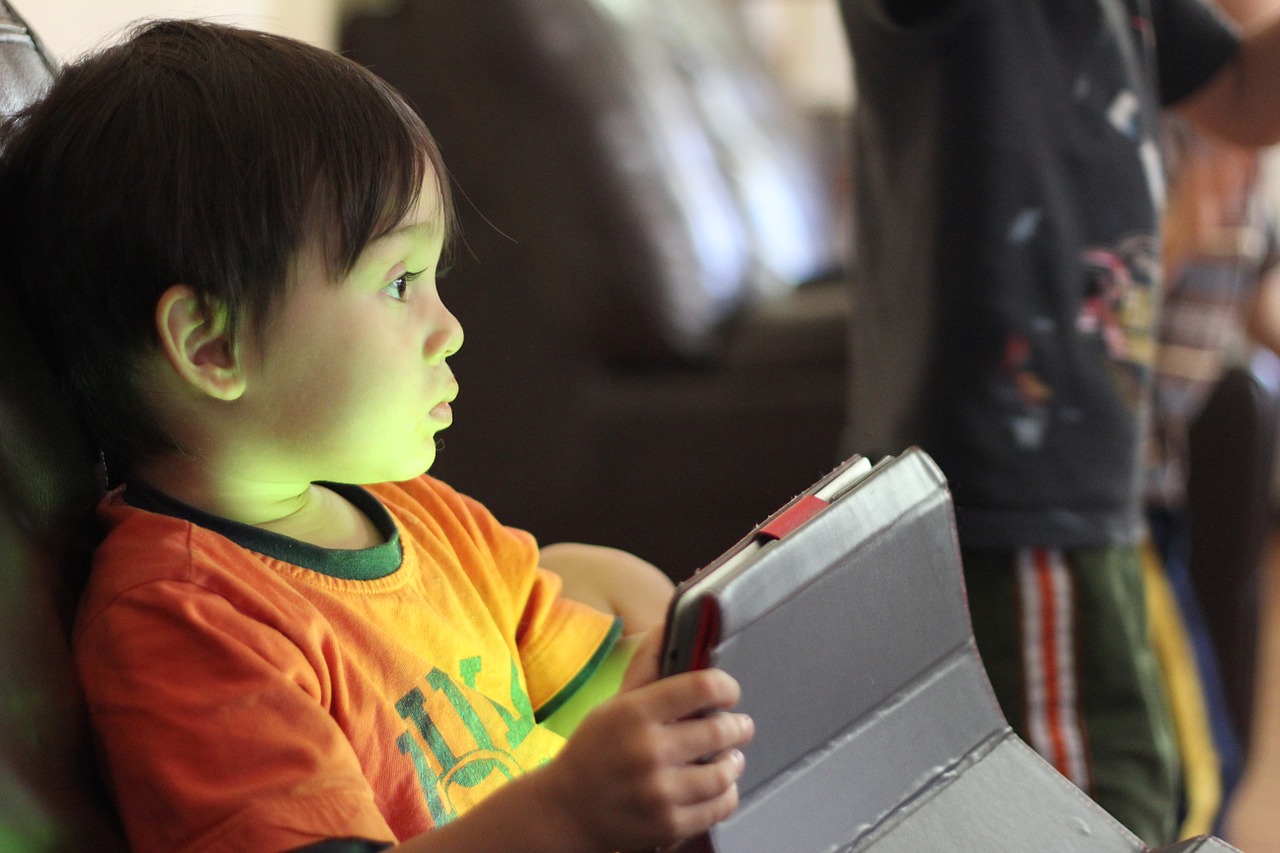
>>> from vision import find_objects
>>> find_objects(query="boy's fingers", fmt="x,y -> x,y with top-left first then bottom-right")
667,710 -> 754,766
668,748 -> 746,805
667,774 -> 742,838
619,762 -> 742,853
632,668 -> 741,721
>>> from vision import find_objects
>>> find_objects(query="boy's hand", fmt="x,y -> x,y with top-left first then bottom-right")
545,667 -> 753,851
388,628 -> 751,853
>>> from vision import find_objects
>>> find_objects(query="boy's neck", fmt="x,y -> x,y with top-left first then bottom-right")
129,457 -> 384,550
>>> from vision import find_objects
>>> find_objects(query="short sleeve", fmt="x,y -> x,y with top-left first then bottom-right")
371,477 -> 621,716
74,580 -> 394,853
435,501 -> 622,713
439,502 -> 622,712
517,568 -> 623,716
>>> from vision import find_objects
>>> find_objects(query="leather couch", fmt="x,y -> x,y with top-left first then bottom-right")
342,0 -> 851,578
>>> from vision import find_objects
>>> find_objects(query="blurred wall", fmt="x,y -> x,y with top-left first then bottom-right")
21,0 -> 341,58
739,0 -> 852,113
22,0 -> 854,108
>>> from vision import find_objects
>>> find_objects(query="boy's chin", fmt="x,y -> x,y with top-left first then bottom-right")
327,440 -> 441,486
378,449 -> 439,485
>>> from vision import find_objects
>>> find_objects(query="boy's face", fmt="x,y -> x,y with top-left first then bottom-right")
236,179 -> 462,486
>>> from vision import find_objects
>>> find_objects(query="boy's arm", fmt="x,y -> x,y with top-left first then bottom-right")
540,633 -> 640,737
540,542 -> 675,634
389,629 -> 754,853
536,545 -> 675,735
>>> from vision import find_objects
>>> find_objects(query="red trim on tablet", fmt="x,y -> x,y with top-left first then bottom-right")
758,494 -> 829,542
688,596 -> 722,671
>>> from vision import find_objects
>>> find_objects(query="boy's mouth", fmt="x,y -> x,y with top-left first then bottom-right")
430,382 -> 457,422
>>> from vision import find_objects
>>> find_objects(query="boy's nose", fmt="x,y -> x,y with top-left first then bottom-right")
426,309 -> 463,362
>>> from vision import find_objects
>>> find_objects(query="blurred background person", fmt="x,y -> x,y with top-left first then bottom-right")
838,0 -> 1280,843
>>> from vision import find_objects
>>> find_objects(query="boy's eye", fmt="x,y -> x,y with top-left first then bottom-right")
381,268 -> 424,302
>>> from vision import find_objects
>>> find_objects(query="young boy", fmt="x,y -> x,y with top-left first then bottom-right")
0,20 -> 752,853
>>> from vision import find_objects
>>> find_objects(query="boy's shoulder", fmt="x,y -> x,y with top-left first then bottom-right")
79,485 -> 310,637
93,484 -> 221,579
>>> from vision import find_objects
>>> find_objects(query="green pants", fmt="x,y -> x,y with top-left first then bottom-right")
962,545 -> 1180,845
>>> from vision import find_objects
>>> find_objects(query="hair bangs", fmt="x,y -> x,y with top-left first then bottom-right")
310,69 -> 455,281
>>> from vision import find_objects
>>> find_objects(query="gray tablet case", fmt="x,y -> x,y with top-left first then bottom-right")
660,447 -> 1237,852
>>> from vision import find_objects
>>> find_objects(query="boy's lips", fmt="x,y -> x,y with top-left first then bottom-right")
430,380 -> 458,421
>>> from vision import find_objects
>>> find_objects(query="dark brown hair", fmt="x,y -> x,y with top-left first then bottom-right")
0,19 -> 454,475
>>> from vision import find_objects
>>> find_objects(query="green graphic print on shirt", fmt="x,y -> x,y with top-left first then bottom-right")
395,655 -> 549,825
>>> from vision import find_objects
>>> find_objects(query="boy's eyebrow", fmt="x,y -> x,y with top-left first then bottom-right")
377,218 -> 442,243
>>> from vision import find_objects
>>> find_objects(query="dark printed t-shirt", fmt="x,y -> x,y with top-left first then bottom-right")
840,0 -> 1239,548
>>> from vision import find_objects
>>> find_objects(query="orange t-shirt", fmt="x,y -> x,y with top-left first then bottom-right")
73,475 -> 620,853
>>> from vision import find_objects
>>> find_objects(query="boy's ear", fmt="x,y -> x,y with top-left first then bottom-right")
154,284 -> 247,401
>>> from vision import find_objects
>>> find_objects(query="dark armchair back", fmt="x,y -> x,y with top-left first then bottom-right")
0,5 -> 127,849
